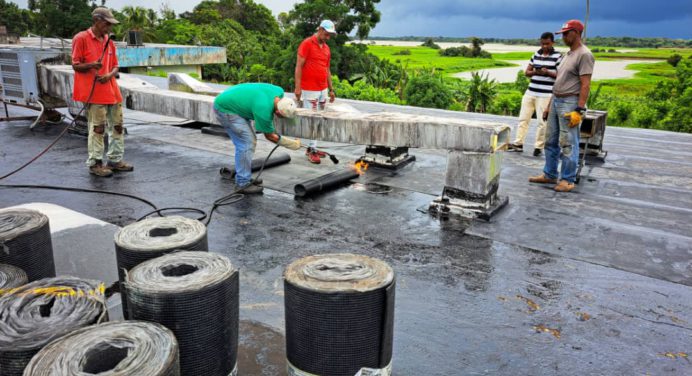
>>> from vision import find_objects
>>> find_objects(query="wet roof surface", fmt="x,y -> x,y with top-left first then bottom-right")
1,101 -> 691,375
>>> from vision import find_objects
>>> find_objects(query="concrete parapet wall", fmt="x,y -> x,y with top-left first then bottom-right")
40,65 -> 510,153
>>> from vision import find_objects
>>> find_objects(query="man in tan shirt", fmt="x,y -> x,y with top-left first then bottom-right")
529,19 -> 595,192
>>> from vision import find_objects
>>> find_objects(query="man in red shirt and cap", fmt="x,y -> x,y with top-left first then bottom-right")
294,20 -> 337,164
72,7 -> 133,177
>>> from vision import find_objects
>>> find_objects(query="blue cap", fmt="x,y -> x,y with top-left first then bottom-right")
319,20 -> 336,34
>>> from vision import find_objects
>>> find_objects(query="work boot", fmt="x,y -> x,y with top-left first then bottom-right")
108,161 -> 134,172
554,180 -> 575,192
528,174 -> 557,184
306,148 -> 321,164
235,183 -> 263,194
507,143 -> 523,152
533,148 -> 542,157
89,162 -> 113,177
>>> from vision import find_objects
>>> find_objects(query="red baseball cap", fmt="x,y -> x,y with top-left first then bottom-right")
556,20 -> 584,34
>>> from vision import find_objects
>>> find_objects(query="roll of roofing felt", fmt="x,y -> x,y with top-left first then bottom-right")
114,216 -> 208,318
23,321 -> 180,376
124,251 -> 239,376
0,276 -> 107,376
284,253 -> 396,376
0,263 -> 28,289
0,208 -> 55,282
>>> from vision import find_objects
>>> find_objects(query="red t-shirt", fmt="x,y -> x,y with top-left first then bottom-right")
297,35 -> 331,91
71,28 -> 122,104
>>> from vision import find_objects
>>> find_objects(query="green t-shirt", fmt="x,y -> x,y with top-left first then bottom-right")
213,83 -> 284,133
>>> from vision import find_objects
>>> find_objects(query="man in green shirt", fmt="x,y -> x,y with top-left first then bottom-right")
214,83 -> 301,194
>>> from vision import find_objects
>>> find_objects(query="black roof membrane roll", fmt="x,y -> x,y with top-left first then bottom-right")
124,251 -> 239,376
0,263 -> 28,289
114,216 -> 208,318
0,276 -> 107,376
23,320 -> 180,376
284,253 -> 396,376
0,208 -> 55,282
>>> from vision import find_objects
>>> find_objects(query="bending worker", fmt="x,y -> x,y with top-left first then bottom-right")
214,83 -> 300,194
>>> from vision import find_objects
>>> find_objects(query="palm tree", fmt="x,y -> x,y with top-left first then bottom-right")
466,72 -> 497,113
121,6 -> 156,42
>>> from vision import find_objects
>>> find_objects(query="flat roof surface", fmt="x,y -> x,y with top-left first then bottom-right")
1,100 -> 690,375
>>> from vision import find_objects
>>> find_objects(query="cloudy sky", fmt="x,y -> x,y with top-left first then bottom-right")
11,0 -> 692,39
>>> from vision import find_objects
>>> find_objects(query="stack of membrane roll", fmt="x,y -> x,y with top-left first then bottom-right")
0,208 -> 55,281
23,321 -> 180,376
0,263 -> 28,289
114,216 -> 208,317
284,253 -> 396,376
0,277 -> 106,376
124,251 -> 239,376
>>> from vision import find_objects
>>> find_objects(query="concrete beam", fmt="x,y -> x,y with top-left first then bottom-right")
39,65 -> 511,218
40,66 -> 510,153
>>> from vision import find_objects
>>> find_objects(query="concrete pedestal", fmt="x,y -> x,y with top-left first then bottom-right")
429,150 -> 508,220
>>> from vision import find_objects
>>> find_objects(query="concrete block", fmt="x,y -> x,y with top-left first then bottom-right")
168,73 -> 222,96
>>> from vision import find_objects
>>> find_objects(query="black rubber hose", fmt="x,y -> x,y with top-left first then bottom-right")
294,169 -> 359,197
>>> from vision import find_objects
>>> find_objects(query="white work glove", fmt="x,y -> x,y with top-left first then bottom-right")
277,135 -> 301,150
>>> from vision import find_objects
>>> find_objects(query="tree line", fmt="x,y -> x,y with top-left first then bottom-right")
369,35 -> 692,49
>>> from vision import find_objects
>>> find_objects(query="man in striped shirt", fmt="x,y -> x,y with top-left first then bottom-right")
508,32 -> 562,157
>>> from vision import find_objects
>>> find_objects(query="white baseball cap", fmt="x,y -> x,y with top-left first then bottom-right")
277,98 -> 297,118
318,20 -> 337,34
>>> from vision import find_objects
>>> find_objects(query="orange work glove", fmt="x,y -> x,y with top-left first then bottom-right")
562,111 -> 583,128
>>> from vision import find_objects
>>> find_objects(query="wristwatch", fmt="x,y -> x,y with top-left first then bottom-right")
575,106 -> 587,115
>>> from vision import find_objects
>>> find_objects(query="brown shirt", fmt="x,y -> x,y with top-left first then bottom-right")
552,45 -> 595,96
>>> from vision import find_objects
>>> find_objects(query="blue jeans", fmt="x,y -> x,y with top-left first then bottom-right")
214,108 -> 256,186
543,96 -> 580,183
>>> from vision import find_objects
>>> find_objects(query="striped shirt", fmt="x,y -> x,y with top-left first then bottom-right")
527,48 -> 562,97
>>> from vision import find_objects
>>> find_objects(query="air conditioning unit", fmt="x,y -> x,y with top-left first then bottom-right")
0,48 -> 64,106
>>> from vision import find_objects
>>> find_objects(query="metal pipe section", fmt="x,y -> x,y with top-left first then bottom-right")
294,169 -> 359,197
220,153 -> 291,179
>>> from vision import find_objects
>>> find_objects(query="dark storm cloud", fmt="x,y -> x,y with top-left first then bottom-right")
378,0 -> 691,23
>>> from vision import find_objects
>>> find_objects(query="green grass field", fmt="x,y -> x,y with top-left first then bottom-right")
368,45 -> 689,96
365,45 -> 515,73
594,62 -> 677,96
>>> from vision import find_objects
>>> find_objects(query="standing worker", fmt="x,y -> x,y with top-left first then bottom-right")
508,32 -> 562,157
529,20 -> 594,192
294,20 -> 337,164
72,7 -> 133,177
214,83 -> 300,194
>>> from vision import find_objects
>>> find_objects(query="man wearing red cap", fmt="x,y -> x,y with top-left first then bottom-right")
529,19 -> 594,192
